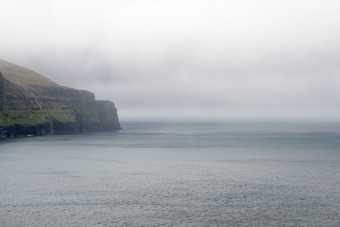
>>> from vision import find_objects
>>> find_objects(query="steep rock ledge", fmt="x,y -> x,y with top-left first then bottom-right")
0,60 -> 120,138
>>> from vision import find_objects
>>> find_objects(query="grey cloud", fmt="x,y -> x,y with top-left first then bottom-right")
1,0 -> 340,120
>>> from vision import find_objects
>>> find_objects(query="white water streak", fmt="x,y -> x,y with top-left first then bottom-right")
23,86 -> 54,134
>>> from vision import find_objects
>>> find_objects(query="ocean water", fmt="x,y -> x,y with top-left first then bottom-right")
0,120 -> 339,226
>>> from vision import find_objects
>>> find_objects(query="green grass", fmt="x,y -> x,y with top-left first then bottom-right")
74,105 -> 100,123
0,111 -> 45,126
45,108 -> 76,123
0,58 -> 60,87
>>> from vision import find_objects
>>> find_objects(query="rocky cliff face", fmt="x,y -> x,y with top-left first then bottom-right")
0,59 -> 120,137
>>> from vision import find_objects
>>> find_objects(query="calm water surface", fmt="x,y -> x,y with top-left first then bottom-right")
0,121 -> 340,226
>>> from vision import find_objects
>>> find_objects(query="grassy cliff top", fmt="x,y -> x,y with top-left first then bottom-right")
0,58 -> 60,87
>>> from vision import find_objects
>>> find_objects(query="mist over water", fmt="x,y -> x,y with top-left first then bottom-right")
1,120 -> 339,226
1,0 -> 340,120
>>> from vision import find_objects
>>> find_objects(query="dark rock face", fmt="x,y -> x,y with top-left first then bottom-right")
3,122 -> 53,138
0,71 -> 121,138
96,100 -> 121,130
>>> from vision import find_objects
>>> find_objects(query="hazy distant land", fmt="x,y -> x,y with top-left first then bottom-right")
0,58 -> 120,138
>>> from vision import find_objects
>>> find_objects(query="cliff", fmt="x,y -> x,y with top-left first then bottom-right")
0,59 -> 120,137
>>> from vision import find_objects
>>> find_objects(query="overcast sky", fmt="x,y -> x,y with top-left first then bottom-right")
1,0 -> 340,120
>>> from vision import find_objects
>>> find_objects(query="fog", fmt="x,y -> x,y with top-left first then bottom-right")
1,0 -> 340,120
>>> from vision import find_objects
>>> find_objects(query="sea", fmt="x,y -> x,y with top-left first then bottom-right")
0,120 -> 339,226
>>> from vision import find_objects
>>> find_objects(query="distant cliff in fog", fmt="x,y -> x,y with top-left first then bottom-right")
0,58 -> 120,137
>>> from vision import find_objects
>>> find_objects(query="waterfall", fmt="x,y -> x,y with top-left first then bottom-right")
23,86 -> 54,134
33,97 -> 43,111
33,97 -> 54,134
